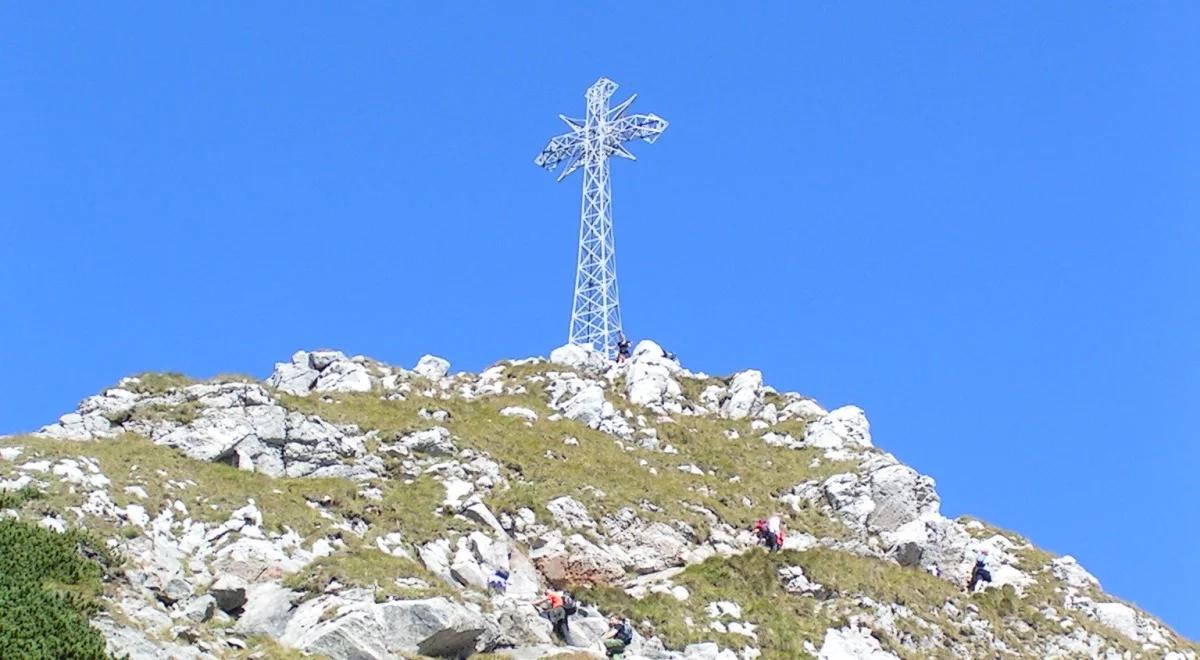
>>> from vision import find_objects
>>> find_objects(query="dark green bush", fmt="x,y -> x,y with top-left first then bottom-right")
0,486 -> 43,509
0,519 -> 113,659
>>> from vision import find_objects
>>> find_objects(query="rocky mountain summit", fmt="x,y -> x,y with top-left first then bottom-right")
2,341 -> 1195,659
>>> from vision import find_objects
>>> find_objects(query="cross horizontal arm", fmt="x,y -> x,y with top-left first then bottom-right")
534,132 -> 584,171
611,113 -> 669,145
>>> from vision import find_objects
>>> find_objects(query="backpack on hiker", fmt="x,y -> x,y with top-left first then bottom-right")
562,592 -> 578,615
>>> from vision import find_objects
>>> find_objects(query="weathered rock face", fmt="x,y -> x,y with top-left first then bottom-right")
234,583 -> 298,637
548,343 -> 608,372
210,574 -> 248,614
625,340 -> 683,409
819,622 -> 900,659
267,350 -> 393,396
721,370 -> 763,420
277,595 -> 498,659
380,598 -> 496,657
544,370 -> 633,438
805,405 -> 872,451
546,496 -> 595,530
10,342 -> 1197,660
414,354 -> 451,380
38,379 -> 373,480
603,508 -> 692,574
531,533 -> 625,586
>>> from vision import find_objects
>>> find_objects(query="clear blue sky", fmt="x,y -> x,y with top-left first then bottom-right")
2,3 -> 1196,638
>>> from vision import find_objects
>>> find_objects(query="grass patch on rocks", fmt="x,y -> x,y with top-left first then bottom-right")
283,546 -> 455,602
583,550 -> 835,659
281,388 -> 853,541
105,401 -> 204,426
583,546 -> 1091,660
122,372 -> 197,395
0,435 -> 451,545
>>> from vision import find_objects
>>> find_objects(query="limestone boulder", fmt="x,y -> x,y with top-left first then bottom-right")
549,343 -> 608,371
209,574 -> 248,614
818,623 -> 899,659
865,464 -> 939,533
1051,555 -> 1101,590
625,340 -> 683,408
603,509 -> 692,574
781,397 -> 827,422
313,358 -> 372,393
532,534 -> 624,586
377,597 -> 497,657
546,496 -> 595,530
414,355 -> 451,380
399,426 -> 457,456
266,351 -> 320,395
721,370 -> 763,420
805,406 -> 872,450
234,582 -> 299,637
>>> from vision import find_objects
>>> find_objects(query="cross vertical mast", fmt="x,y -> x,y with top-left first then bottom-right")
535,78 -> 668,358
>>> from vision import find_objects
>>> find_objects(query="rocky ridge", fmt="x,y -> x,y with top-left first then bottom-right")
1,341 -> 1194,659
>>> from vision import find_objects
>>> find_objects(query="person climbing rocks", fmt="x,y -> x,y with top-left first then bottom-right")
601,615 -> 634,658
753,514 -> 785,552
532,590 -> 575,640
616,335 -> 632,363
487,569 -> 509,594
966,549 -> 993,592
752,519 -> 772,550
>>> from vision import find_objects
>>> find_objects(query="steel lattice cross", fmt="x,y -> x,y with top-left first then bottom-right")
535,78 -> 668,358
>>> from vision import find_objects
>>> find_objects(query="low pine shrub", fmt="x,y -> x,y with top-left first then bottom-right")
0,519 -> 113,659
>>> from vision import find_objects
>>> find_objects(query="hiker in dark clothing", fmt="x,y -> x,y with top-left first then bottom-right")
616,335 -> 632,363
601,616 -> 634,657
966,550 -> 993,592
487,569 -> 509,593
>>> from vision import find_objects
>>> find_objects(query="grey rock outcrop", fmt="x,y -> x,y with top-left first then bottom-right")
268,350 -> 386,395
819,622 -> 900,659
283,596 -> 496,659
721,370 -> 763,420
210,574 -> 248,614
805,405 -> 872,451
625,340 -> 683,409
414,354 -> 451,380
549,342 -> 608,371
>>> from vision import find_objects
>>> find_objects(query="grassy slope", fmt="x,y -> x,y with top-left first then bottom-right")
3,362 -> 1196,659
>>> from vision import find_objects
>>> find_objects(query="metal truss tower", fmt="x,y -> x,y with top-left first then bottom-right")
535,78 -> 668,358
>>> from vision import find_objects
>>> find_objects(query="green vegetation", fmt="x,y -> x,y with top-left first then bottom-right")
585,550 -> 834,659
676,374 -> 721,407
0,434 -> 451,546
122,372 -> 196,395
0,485 -> 43,509
106,401 -> 204,426
231,638 -> 330,660
581,546 -> 1139,660
283,547 -> 454,602
282,377 -> 853,541
110,370 -> 258,399
0,519 -> 115,660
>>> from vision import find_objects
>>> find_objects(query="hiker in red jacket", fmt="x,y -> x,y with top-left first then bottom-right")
754,514 -> 785,552
532,590 -> 576,640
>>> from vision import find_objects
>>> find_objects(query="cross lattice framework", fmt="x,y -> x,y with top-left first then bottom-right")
535,78 -> 668,358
